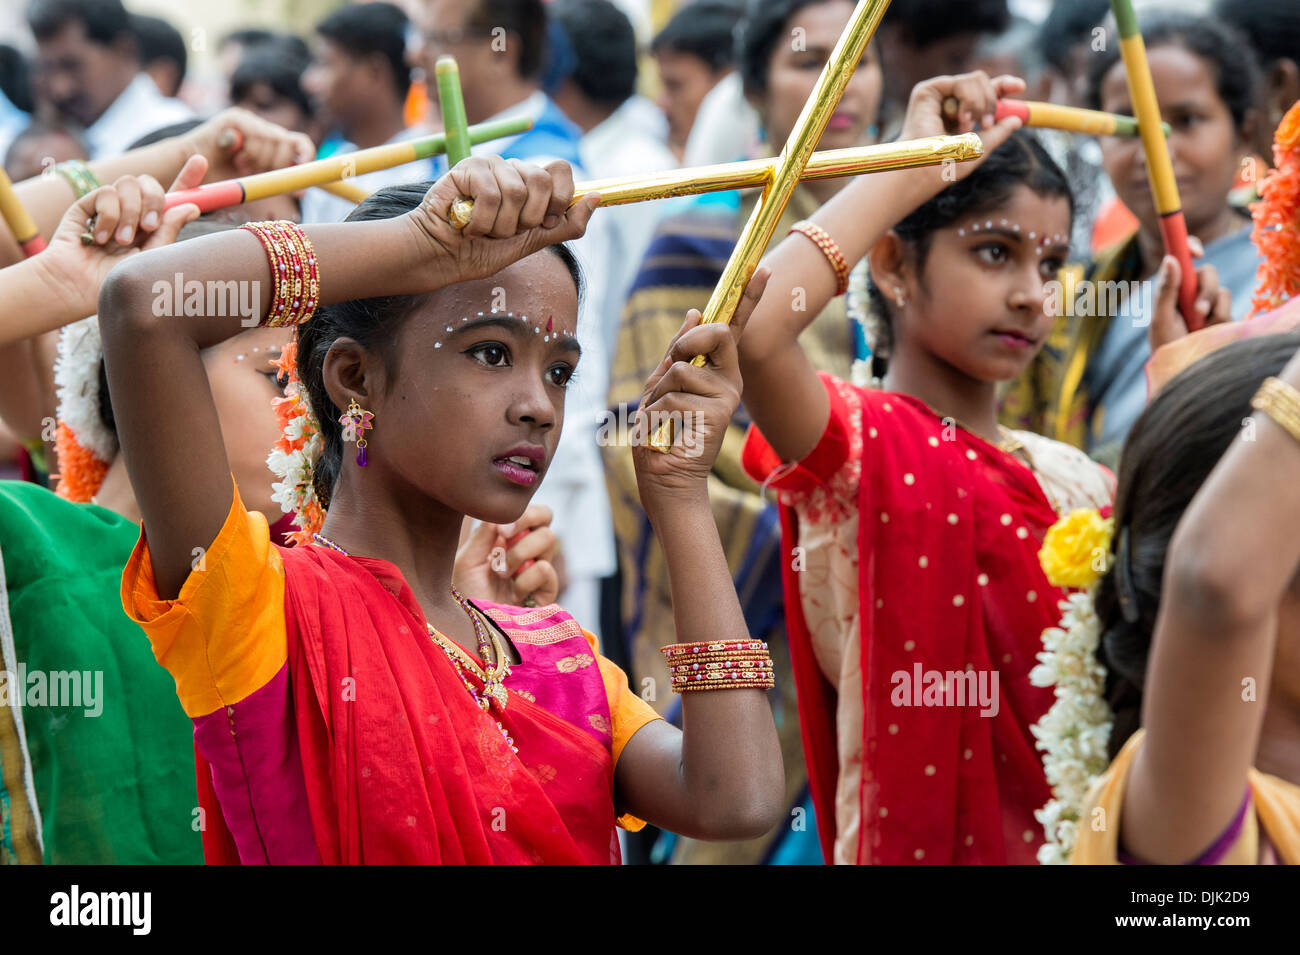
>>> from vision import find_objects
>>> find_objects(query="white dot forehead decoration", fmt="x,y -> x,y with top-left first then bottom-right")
451,311 -> 573,339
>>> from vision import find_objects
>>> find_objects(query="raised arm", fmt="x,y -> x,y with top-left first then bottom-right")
1121,346 -> 1300,863
738,72 -> 1024,462
611,269 -> 789,840
99,156 -> 596,599
0,109 -> 315,266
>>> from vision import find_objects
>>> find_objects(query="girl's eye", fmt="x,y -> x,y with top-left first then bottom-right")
974,243 -> 1009,265
264,369 -> 289,390
1040,257 -> 1066,278
548,364 -> 575,388
469,343 -> 510,367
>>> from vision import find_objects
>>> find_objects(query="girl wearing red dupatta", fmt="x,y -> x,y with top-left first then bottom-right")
736,73 -> 1229,864
103,156 -> 785,864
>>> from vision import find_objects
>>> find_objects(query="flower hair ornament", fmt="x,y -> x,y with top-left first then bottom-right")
52,316 -> 118,502
845,258 -> 883,389
1030,507 -> 1116,864
1249,100 -> 1300,316
266,337 -> 326,545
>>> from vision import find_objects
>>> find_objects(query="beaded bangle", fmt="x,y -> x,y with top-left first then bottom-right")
661,639 -> 768,658
661,639 -> 773,693
790,220 -> 849,296
240,220 -> 320,327
1251,377 -> 1300,446
55,160 -> 100,198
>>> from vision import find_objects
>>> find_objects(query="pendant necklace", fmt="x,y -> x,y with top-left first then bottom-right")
312,533 -> 517,752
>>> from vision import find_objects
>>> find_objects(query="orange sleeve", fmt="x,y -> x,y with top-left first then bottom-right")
121,482 -> 287,719
582,630 -> 663,832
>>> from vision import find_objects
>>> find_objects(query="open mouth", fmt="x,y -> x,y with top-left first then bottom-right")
492,449 -> 544,487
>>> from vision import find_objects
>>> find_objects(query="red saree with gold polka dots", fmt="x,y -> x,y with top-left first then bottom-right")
744,373 -> 1066,864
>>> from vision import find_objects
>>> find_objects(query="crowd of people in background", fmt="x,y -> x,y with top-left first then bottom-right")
0,0 -> 1298,867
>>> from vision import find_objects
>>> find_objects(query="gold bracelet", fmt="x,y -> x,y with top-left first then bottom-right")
1251,377 -> 1300,445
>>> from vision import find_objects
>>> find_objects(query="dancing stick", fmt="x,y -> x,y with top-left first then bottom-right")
317,180 -> 371,204
940,96 -> 1169,138
159,116 -> 532,214
1110,0 -> 1200,327
435,56 -> 473,167
0,166 -> 47,257
448,133 -> 983,227
651,0 -> 891,448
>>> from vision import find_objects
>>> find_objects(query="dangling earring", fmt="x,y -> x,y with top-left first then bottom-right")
893,287 -> 906,308
339,398 -> 374,466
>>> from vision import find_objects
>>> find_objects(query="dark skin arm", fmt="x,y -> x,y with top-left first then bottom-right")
100,155 -> 596,600
0,108 -> 315,267
611,271 -> 786,840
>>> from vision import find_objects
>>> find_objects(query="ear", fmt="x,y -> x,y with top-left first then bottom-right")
868,231 -> 908,300
321,338 -> 380,419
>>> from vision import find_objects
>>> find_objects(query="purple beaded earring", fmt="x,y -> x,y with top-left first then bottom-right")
340,398 -> 374,466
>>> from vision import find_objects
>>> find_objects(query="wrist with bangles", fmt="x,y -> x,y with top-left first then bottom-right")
240,220 -> 320,327
1251,376 -> 1300,446
789,220 -> 849,296
661,639 -> 775,693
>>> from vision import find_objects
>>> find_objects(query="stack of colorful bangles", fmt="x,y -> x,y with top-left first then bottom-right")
240,220 -> 320,327
661,639 -> 775,692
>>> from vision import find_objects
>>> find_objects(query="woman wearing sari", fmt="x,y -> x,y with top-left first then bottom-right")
100,155 -> 784,864
999,13 -> 1265,468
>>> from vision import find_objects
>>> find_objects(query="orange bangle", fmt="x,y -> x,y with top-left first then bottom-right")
790,220 -> 849,296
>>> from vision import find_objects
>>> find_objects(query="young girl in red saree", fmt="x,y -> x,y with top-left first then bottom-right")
736,73 -> 1231,864
99,156 -> 785,863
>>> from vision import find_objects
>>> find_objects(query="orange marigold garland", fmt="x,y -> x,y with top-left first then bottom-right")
266,336 -> 326,544
53,420 -> 110,502
1250,101 -> 1300,316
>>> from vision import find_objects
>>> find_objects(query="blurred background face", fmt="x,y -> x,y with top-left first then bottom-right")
655,48 -> 724,151
34,21 -> 134,128
232,80 -> 310,135
4,128 -> 87,181
757,0 -> 883,150
1098,44 -> 1247,239
416,0 -> 510,124
303,38 -> 363,131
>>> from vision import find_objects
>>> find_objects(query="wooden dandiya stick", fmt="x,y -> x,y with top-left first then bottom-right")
435,56 -> 473,167
158,116 -> 532,215
1110,0 -> 1200,327
216,130 -> 372,205
317,180 -> 371,204
448,134 -> 983,227
940,96 -> 1170,138
0,166 -> 47,257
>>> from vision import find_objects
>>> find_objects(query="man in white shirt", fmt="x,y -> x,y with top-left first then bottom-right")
27,0 -> 192,160
299,2 -> 426,224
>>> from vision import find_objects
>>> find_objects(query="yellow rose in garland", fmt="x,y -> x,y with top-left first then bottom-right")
1039,509 -> 1115,590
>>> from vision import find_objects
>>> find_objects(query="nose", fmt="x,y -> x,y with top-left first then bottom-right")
507,374 -> 557,431
1009,264 -> 1050,315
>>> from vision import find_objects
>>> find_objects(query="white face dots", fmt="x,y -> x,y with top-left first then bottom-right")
955,219 -> 1066,252
448,308 -> 568,344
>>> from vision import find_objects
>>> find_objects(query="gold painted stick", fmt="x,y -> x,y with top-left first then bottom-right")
654,0 -> 892,449
448,133 -> 983,227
